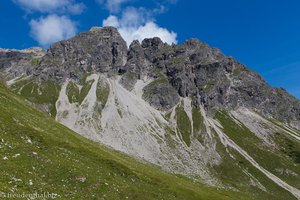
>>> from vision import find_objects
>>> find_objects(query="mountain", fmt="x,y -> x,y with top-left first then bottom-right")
1,26 -> 300,199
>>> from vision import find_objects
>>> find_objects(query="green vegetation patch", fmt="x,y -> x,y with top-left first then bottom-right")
66,74 -> 96,105
274,132 -> 300,164
216,111 -> 300,189
96,79 -> 110,108
31,58 -> 40,67
66,81 -> 80,104
145,76 -> 169,89
10,79 -> 61,117
176,104 -> 192,147
215,111 -> 262,147
192,107 -> 206,144
78,79 -> 94,105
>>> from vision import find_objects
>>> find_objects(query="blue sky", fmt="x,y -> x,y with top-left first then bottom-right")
0,0 -> 299,99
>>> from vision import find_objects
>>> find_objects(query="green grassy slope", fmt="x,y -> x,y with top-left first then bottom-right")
10,78 -> 60,117
0,84 -> 257,199
215,111 -> 299,199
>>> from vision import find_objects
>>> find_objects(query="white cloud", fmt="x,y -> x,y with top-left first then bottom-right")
103,15 -> 120,27
102,8 -> 177,46
97,0 -> 131,13
14,0 -> 85,14
29,15 -> 77,48
125,22 -> 177,45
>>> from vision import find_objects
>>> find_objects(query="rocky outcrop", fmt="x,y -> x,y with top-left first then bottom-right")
142,77 -> 180,110
34,26 -> 127,82
0,47 -> 45,82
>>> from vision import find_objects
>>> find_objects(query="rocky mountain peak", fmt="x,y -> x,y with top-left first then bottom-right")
141,37 -> 164,48
183,38 -> 203,47
129,40 -> 141,47
34,26 -> 128,82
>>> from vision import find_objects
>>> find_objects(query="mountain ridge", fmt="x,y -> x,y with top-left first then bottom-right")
2,26 -> 299,126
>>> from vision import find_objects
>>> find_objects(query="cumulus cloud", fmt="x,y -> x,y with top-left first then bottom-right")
14,0 -> 85,14
29,15 -> 77,47
102,7 -> 177,46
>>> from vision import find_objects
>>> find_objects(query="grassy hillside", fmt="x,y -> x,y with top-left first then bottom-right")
0,83 -> 258,199
215,111 -> 299,199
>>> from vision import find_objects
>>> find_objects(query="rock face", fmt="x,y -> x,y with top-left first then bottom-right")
142,78 -> 180,110
122,36 -> 300,123
34,26 -> 127,82
0,47 -> 45,82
